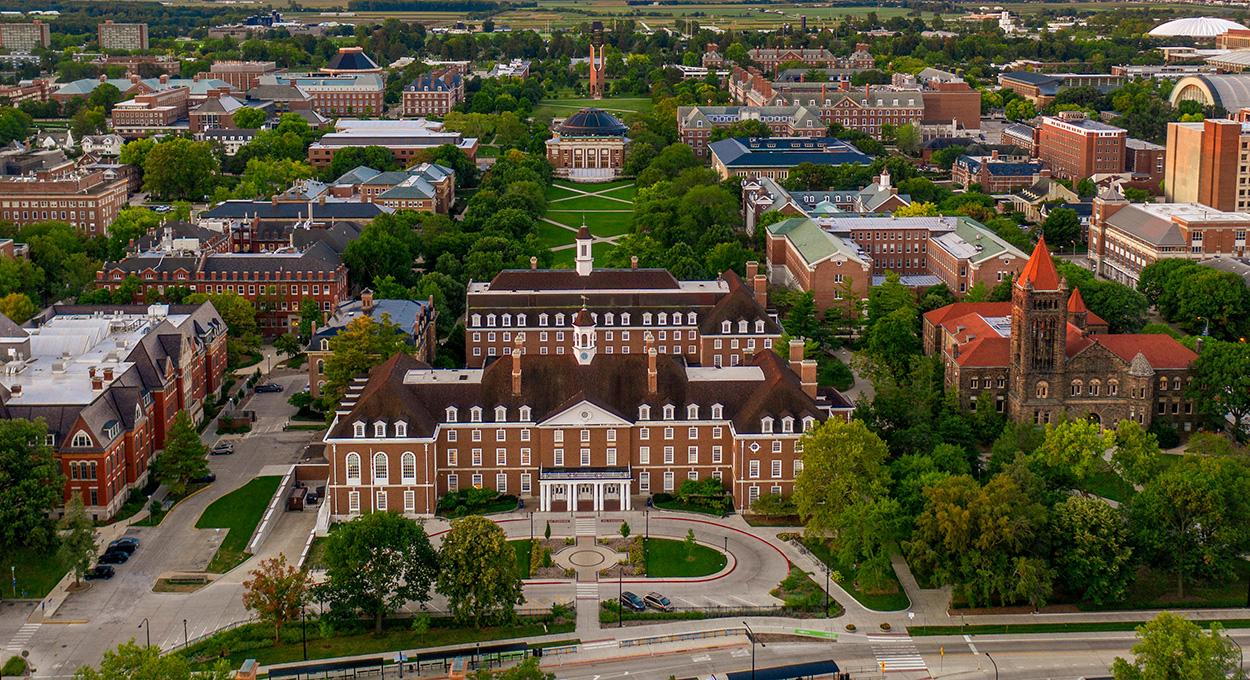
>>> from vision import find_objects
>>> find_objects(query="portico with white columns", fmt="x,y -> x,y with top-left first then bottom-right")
539,473 -> 632,512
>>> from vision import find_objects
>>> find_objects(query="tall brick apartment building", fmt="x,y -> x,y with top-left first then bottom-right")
0,21 -> 50,51
924,238 -> 1198,430
322,331 -> 852,517
1037,113 -> 1126,181
1165,118 -> 1250,212
97,21 -> 148,51
0,303 -> 227,520
465,229 -> 783,368
209,61 -> 280,90
0,163 -> 129,235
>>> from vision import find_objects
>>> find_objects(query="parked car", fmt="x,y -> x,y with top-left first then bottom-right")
192,472 -> 217,484
107,537 -> 140,555
210,441 -> 234,456
255,383 -> 283,393
84,565 -> 114,581
643,592 -> 673,612
304,492 -> 318,505
97,550 -> 129,565
620,591 -> 646,612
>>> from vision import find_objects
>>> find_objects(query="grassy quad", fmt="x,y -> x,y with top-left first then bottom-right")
195,475 -> 283,573
643,537 -> 727,578
551,241 -> 615,267
533,97 -> 653,121
546,210 -> 634,237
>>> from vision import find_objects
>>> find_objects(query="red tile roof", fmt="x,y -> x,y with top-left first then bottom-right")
1067,288 -> 1107,327
1094,334 -> 1197,369
1017,236 -> 1061,291
954,336 -> 1010,367
923,302 -> 1012,328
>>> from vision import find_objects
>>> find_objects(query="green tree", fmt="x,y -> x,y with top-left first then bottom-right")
1030,418 -> 1115,484
1052,495 -> 1133,605
0,106 -> 33,145
794,420 -> 892,544
142,138 -> 220,201
151,412 -> 208,497
186,292 -> 258,368
895,123 -> 921,155
274,333 -> 302,360
1111,419 -> 1162,486
105,206 -> 161,260
319,512 -> 437,634
437,515 -> 524,625
324,145 -> 399,182
1111,613 -> 1243,680
70,105 -> 108,138
1040,207 -> 1081,248
0,292 -> 37,323
1005,98 -> 1036,121
320,314 -> 411,410
893,201 -> 938,217
297,297 -> 324,342
74,641 -> 233,680
1188,339 -> 1250,441
1128,456 -> 1250,597
1175,269 -> 1250,340
85,83 -> 123,113
57,494 -> 97,586
865,307 -> 921,381
469,658 -> 555,680
231,106 -> 267,129
0,418 -> 66,550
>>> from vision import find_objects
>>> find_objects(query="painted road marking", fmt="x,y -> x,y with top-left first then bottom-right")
5,623 -> 40,652
576,583 -> 599,599
692,654 -> 711,663
964,633 -> 978,654
868,635 -> 928,672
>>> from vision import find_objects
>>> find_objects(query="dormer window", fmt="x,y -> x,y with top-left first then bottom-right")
517,313 -> 526,326
643,313 -> 652,325
687,312 -> 696,325
395,422 -> 407,437
539,313 -> 549,326
621,312 -> 630,325
470,406 -> 482,422
374,422 -> 386,438
659,312 -> 668,325
687,404 -> 699,419
639,404 -> 651,420
802,416 -> 816,431
556,313 -> 565,326
502,314 -> 511,327
755,320 -> 765,333
471,314 -> 481,327
353,422 -> 366,438
711,403 -> 723,419
605,312 -> 614,326
519,406 -> 531,421
495,405 -> 507,421
663,404 -> 675,420
72,431 -> 91,448
446,406 -> 458,422
781,416 -> 794,433
762,417 -> 774,433
320,339 -> 329,351
739,320 -> 748,333
722,320 -> 731,333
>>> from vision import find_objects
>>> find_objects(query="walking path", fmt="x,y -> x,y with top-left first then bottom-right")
543,182 -> 635,253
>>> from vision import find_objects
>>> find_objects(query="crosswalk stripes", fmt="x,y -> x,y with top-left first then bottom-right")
4,623 -> 39,652
574,517 -> 597,537
575,582 -> 599,600
868,634 -> 928,672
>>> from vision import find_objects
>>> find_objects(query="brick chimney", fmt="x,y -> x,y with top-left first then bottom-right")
788,337 -> 805,374
647,347 -> 658,394
746,260 -> 759,280
801,359 -> 817,398
10,384 -> 21,397
630,255 -> 639,269
511,333 -> 524,396
103,367 -> 114,380
361,288 -> 374,312
529,256 -> 537,270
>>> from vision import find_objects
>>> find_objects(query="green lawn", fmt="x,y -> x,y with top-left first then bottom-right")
771,566 -> 844,617
195,475 -> 282,573
552,241 -> 615,268
533,97 -> 653,121
510,539 -> 532,578
1080,560 -> 1250,611
644,537 -> 726,577
4,546 -> 69,598
1079,458 -> 1137,504
547,210 -> 634,237
598,184 -> 637,201
553,178 -> 636,193
546,195 -> 635,212
182,615 -> 575,669
911,618 -> 1250,636
537,220 -> 578,249
802,539 -> 910,612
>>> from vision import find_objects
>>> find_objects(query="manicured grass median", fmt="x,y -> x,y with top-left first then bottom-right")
196,475 -> 282,573
4,546 -> 69,599
644,537 -> 726,578
510,539 -> 532,578
801,538 -> 910,612
910,619 -> 1250,636
1078,458 -> 1136,504
183,615 -> 575,668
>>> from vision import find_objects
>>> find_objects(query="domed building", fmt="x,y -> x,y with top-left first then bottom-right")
1148,16 -> 1247,39
545,107 -> 630,182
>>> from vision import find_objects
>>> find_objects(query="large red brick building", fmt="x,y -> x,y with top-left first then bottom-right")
0,303 -> 227,520
0,162 -> 129,235
925,238 -> 1198,430
1037,113 -> 1126,181
465,230 -> 782,368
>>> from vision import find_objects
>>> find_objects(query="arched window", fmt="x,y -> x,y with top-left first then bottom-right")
1089,380 -> 1101,396
316,359 -> 325,374
517,313 -> 526,326
471,313 -> 481,327
662,404 -> 675,420
755,320 -> 765,333
802,416 -> 816,431
738,320 -> 748,333
395,421 -> 407,437
89,462 -> 97,479
781,416 -> 794,433
1108,380 -> 1119,396
353,422 -> 365,438
539,313 -> 549,326
345,453 -> 361,481
502,314 -> 511,327
487,314 -> 497,327
320,339 -> 329,351
519,406 -> 531,421
470,406 -> 482,422
401,452 -> 416,482
374,421 -> 386,437
555,313 -> 565,326
604,312 -> 614,325
687,404 -> 699,419
687,312 -> 696,325
1070,380 -> 1083,396
72,431 -> 92,448
722,320 -> 732,333
373,452 -> 388,481
1035,381 -> 1049,399
621,312 -> 630,325
658,312 -> 668,325
638,404 -> 651,420
495,405 -> 507,421
446,406 -> 458,422
643,313 -> 652,325
711,403 -> 723,419
762,417 -> 774,433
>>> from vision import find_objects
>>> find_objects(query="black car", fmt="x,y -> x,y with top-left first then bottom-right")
84,565 -> 114,581
620,591 -> 646,612
255,383 -> 283,393
193,472 -> 217,484
97,550 -> 129,565
107,537 -> 140,555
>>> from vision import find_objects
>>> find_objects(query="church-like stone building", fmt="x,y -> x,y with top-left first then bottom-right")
924,237 -> 1199,432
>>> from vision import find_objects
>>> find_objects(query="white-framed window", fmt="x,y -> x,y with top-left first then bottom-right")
496,473 -> 507,493
495,405 -> 507,421
748,486 -> 760,504
687,446 -> 698,464
345,452 -> 361,482
472,473 -> 483,488
447,429 -> 458,442
448,473 -> 459,491
348,491 -> 360,514
687,426 -> 697,439
401,452 -> 416,483
607,428 -> 617,442
687,404 -> 699,419
496,448 -> 507,466
794,460 -> 804,476
580,448 -> 591,466
353,422 -> 365,438
749,460 -> 760,478
712,469 -> 723,481
373,452 -> 389,482
520,473 -> 532,494
711,404 -> 723,419
762,417 -> 774,433
663,471 -> 675,491
447,449 -> 458,466
446,406 -> 458,422
639,405 -> 651,420
712,446 -> 723,464
640,427 -> 650,440
554,430 -> 564,443
664,427 -> 674,440
374,422 -> 386,438
580,428 -> 591,442
72,431 -> 91,447
663,404 -> 675,420
519,406 -> 531,421
772,440 -> 782,453
472,429 -> 482,442
404,490 -> 415,513
554,449 -> 564,466
496,428 -> 506,442
376,490 -> 387,511
639,471 -> 650,492
771,460 -> 782,478
688,470 -> 699,481
521,448 -> 531,465
639,446 -> 650,464
470,406 -> 482,422
606,448 -> 617,465
663,446 -> 675,464
395,422 -> 407,437
781,417 -> 794,433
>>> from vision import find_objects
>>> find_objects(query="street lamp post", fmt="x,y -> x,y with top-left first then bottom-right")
182,619 -> 188,649
618,564 -> 623,629
301,607 -> 308,661
138,618 -> 150,649
1229,636 -> 1243,674
823,563 -> 830,615
985,652 -> 999,680
742,621 -> 765,680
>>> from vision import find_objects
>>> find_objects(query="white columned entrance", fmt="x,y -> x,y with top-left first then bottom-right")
538,473 -> 631,513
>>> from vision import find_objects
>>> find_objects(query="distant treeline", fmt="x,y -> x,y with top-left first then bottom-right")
346,0 -> 532,11
0,0 -> 249,37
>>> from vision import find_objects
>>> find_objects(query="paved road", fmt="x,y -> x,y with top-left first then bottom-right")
11,368 -> 323,678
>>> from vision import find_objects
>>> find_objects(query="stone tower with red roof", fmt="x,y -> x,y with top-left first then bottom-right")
1008,237 -> 1069,422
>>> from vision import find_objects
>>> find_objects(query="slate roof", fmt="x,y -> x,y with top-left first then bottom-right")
201,200 -> 391,220
325,48 -> 379,72
709,136 -> 872,168
310,297 -> 431,349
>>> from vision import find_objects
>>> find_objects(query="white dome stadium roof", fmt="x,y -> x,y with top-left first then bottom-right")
1148,16 -> 1247,38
